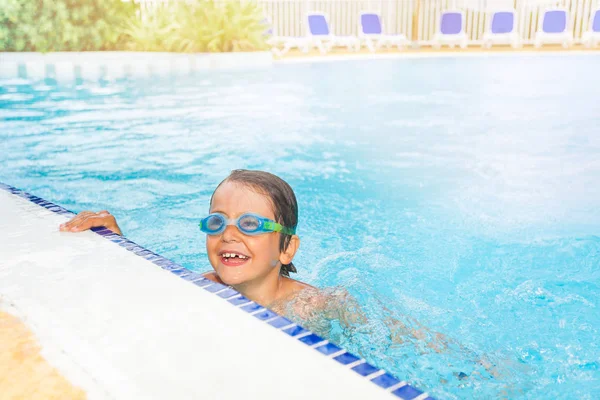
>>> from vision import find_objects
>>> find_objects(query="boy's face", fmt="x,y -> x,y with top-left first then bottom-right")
206,181 -> 284,286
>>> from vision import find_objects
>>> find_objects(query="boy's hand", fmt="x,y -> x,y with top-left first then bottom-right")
59,210 -> 122,236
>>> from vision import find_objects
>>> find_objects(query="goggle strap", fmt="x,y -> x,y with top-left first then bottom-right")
263,221 -> 277,231
264,221 -> 296,235
280,226 -> 296,235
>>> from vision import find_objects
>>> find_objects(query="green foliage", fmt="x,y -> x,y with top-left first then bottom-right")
0,0 -> 136,52
179,0 -> 270,52
119,8 -> 179,51
0,0 -> 269,53
119,0 -> 269,53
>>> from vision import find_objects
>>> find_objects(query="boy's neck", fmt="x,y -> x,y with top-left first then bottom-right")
233,271 -> 284,308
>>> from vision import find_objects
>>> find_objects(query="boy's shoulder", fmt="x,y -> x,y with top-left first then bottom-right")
282,276 -> 316,293
274,280 -> 338,313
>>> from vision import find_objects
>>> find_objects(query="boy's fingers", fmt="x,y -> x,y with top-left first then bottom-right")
59,213 -> 90,230
70,214 -> 113,231
69,214 -> 100,230
61,211 -> 94,227
68,215 -> 90,229
59,211 -> 106,231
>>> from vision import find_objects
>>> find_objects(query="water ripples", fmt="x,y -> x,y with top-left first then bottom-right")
2,55 -> 600,399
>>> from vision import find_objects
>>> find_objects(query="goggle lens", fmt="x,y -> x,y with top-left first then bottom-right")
238,214 -> 260,233
205,214 -> 225,232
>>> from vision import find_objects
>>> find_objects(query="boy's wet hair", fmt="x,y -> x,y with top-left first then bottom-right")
212,169 -> 298,277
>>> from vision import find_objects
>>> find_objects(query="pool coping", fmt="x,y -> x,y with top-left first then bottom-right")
0,181 -> 434,400
2,50 -> 597,83
0,51 -> 273,82
275,48 -> 600,64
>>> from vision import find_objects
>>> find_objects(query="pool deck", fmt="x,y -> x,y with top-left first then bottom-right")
275,43 -> 600,62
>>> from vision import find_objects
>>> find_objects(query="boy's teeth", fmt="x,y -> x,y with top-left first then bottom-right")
223,253 -> 247,259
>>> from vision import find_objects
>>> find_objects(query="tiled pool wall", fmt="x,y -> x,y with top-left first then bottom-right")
0,52 -> 273,82
0,181 -> 434,400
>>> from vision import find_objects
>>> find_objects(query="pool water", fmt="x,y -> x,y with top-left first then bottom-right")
1,54 -> 599,399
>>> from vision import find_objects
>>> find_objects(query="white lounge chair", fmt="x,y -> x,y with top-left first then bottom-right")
482,9 -> 521,48
582,8 -> 600,48
358,12 -> 410,51
432,10 -> 468,49
306,13 -> 360,54
267,33 -> 309,56
262,19 -> 308,56
534,8 -> 573,48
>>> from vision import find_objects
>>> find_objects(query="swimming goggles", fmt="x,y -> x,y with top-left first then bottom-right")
198,212 -> 296,236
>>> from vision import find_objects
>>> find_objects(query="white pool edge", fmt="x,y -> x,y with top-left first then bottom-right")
274,49 -> 600,64
0,52 -> 273,82
2,50 -> 598,83
0,182 -> 432,400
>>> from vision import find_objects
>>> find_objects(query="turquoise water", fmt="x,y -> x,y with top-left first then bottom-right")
1,54 -> 599,399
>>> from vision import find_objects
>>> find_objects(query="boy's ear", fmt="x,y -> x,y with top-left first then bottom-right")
280,235 -> 300,265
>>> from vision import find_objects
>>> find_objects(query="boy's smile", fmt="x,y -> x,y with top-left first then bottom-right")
219,250 -> 251,266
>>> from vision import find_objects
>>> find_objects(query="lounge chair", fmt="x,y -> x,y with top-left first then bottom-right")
359,12 -> 410,51
432,10 -> 468,49
262,19 -> 308,56
582,8 -> 600,48
266,31 -> 309,56
306,13 -> 360,54
534,9 -> 573,48
482,9 -> 521,48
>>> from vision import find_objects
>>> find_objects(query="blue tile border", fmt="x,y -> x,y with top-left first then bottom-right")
298,333 -> 325,346
334,352 -> 362,366
352,362 -> 381,377
0,182 -> 435,400
283,325 -> 310,337
227,295 -> 252,306
315,342 -> 343,356
392,385 -> 425,400
267,316 -> 294,329
371,372 -> 402,389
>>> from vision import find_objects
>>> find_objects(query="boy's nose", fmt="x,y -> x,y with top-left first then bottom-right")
221,224 -> 241,242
